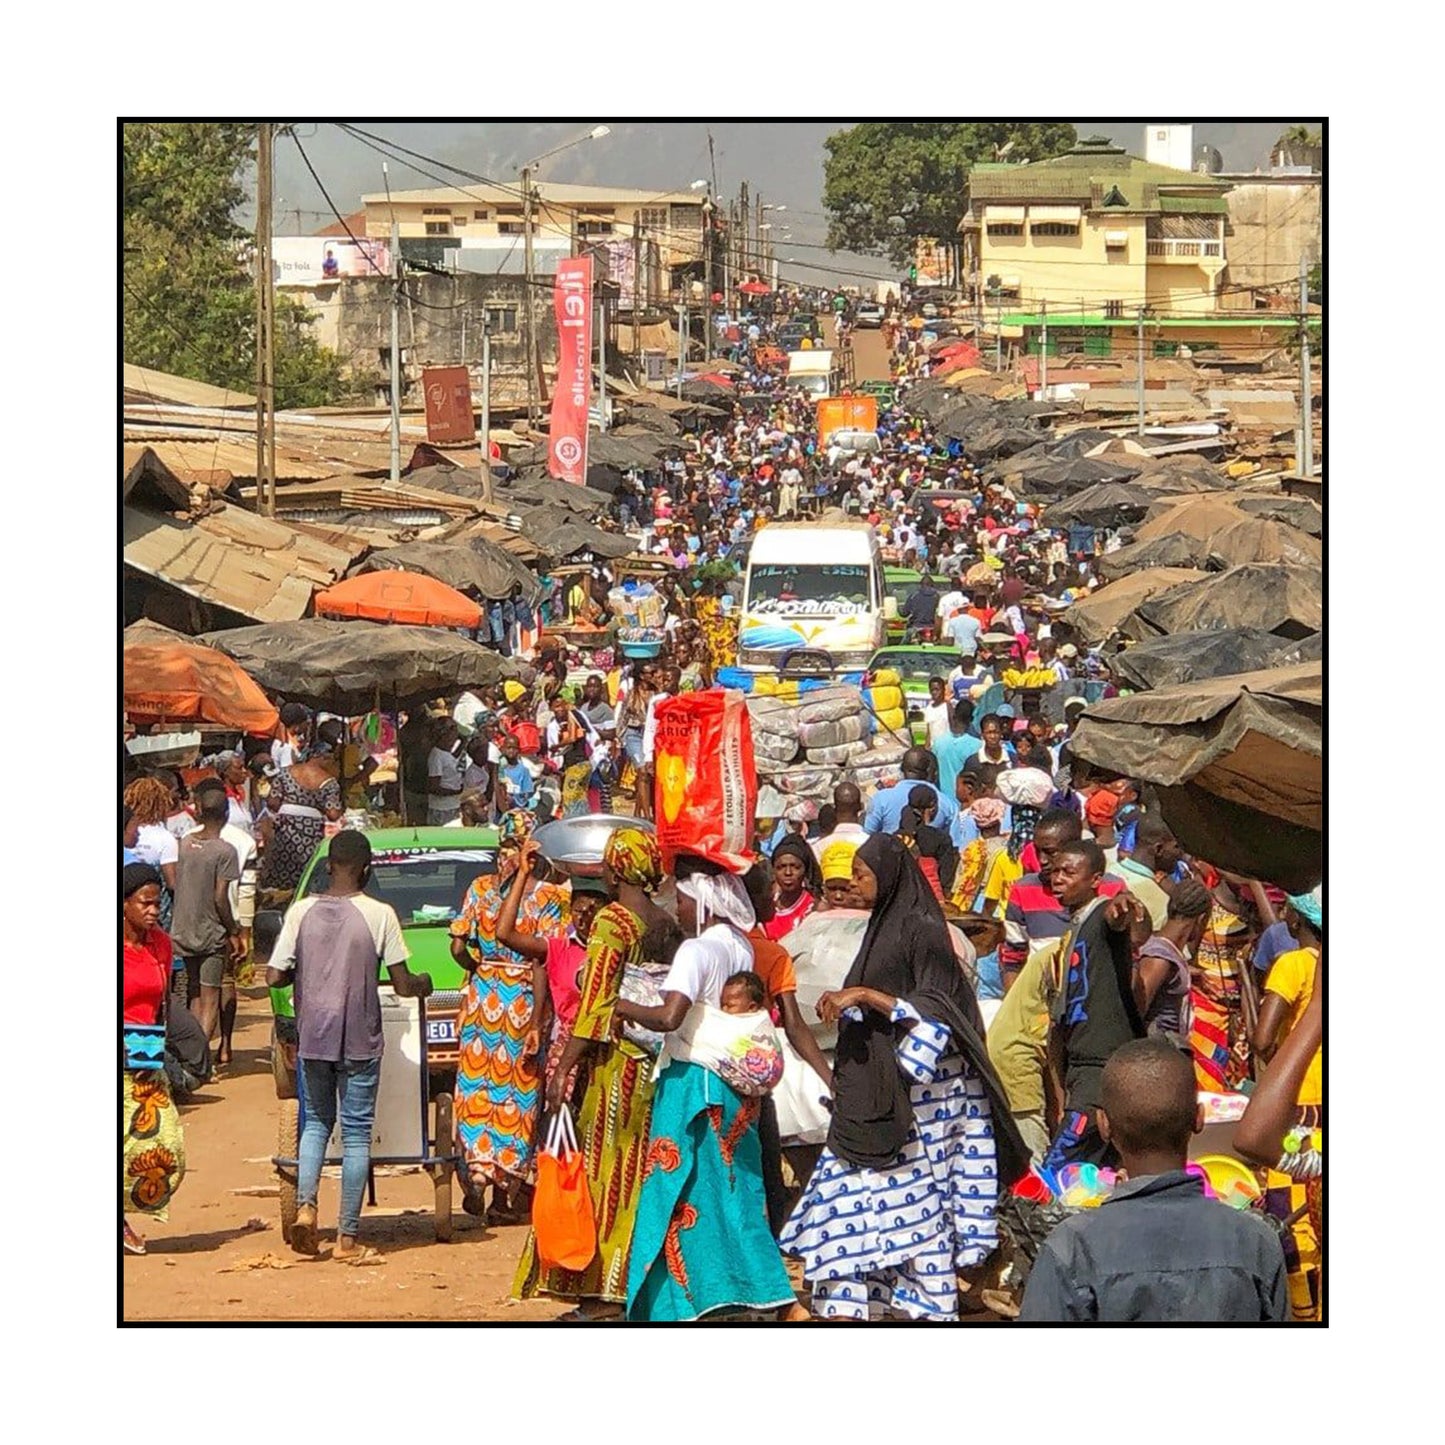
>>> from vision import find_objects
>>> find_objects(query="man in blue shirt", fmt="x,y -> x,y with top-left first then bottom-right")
863,748 -> 959,834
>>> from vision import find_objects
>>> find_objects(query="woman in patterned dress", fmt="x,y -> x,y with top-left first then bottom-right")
780,834 -> 1029,1321
512,828 -> 670,1320
449,810 -> 570,1222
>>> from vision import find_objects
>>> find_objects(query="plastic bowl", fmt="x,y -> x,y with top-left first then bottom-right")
1193,1154 -> 1262,1208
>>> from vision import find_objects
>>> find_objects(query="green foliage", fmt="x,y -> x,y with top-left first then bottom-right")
822,123 -> 1078,266
123,122 -> 349,409
1281,125 -> 1323,149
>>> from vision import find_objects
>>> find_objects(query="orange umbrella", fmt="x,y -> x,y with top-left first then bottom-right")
124,641 -> 281,734
314,572 -> 482,629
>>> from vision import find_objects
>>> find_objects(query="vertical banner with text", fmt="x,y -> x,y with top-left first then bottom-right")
548,255 -> 593,486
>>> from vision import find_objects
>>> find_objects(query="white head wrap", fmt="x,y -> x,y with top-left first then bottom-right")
677,871 -> 756,934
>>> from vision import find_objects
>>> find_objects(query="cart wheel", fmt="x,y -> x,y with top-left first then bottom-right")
277,1098 -> 300,1244
432,1092 -> 455,1244
271,1025 -> 297,1101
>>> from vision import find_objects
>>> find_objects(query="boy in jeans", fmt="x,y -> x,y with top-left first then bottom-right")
267,830 -> 432,1261
1020,1038 -> 1288,1322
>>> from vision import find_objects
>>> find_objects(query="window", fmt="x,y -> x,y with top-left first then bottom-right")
422,206 -> 451,216
669,204 -> 702,235
451,216 -> 468,227
496,206 -> 524,218
473,209 -> 489,221
485,306 -> 518,335
1031,222 -> 1079,237
425,221 -> 451,236
577,221 -> 614,236
498,221 -> 529,235
986,222 -> 1023,237
637,207 -> 668,230
1104,299 -> 1124,319
746,563 -> 871,613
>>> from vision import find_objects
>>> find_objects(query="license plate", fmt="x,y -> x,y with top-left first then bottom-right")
426,1019 -> 457,1046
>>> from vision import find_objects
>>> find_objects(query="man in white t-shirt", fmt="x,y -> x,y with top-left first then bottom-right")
811,782 -> 870,861
426,719 -> 464,825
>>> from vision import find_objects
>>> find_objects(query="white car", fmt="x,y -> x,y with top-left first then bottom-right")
855,303 -> 884,328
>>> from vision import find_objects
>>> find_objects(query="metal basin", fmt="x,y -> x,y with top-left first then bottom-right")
532,814 -> 655,875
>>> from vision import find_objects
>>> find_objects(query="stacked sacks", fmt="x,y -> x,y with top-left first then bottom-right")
746,695 -> 802,769
864,667 -> 907,736
849,740 -> 909,793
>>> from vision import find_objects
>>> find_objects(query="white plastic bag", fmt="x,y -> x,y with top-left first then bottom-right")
772,1035 -> 833,1144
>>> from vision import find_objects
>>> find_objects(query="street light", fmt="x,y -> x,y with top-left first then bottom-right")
517,124 -> 611,424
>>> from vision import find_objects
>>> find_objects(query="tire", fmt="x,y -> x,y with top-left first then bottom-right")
271,1023 -> 297,1100
277,1098 -> 300,1244
432,1092 -> 455,1244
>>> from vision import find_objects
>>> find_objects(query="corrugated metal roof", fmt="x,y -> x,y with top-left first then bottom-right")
123,363 -> 256,410
362,183 -> 702,207
123,500 -> 363,623
967,146 -> 1231,216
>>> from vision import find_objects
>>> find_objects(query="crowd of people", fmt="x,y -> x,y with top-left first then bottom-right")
122,284 -> 1321,1323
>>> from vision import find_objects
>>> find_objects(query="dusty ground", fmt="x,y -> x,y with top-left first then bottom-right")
122,991 -> 568,1322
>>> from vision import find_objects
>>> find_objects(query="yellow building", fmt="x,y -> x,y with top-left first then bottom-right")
961,136 -> 1233,317
358,182 -> 708,298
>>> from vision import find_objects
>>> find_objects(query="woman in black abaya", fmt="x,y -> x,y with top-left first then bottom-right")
779,833 -> 1029,1321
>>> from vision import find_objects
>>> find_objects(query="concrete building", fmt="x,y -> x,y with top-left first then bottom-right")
357,182 -> 710,302
961,136 -> 1233,317
1218,169 -> 1322,292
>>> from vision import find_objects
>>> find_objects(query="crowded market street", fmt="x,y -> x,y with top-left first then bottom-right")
123,119 -> 1323,1325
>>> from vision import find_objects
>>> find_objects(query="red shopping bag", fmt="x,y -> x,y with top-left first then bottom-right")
652,689 -> 757,872
532,1106 -> 597,1272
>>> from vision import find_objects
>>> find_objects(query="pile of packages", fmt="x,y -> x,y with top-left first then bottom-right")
609,581 -> 667,654
746,681 -> 910,804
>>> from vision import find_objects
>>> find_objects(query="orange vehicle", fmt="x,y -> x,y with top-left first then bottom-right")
755,343 -> 787,368
816,393 -> 878,440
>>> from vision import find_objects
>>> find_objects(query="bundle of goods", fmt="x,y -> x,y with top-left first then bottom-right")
848,740 -> 908,792
617,624 -> 667,659
862,668 -> 907,737
1000,667 -> 1059,689
608,581 -> 667,630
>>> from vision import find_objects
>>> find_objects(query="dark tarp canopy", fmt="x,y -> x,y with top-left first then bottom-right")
501,472 -> 613,512
1127,563 -> 1323,642
1042,482 -> 1156,530
1013,454 -> 1144,495
1235,495 -> 1324,537
1056,567 -> 1208,646
352,540 -> 538,602
1110,627 -> 1302,692
1097,531 -> 1210,580
1067,662 -> 1321,891
512,505 -> 638,561
199,618 -> 525,716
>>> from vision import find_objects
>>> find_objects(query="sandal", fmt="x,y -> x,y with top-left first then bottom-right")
123,1225 -> 147,1257
289,1205 -> 320,1257
334,1245 -> 385,1267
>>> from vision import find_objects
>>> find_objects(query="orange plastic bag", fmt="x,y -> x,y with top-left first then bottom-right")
652,690 -> 758,872
532,1106 -> 597,1272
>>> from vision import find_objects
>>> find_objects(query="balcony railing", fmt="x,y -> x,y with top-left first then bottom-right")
1146,238 -> 1223,259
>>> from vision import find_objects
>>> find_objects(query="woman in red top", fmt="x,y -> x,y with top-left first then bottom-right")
765,835 -> 822,942
122,864 -> 186,1255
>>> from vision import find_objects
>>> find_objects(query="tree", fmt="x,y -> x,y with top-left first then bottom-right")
123,123 -> 348,409
822,123 -> 1078,268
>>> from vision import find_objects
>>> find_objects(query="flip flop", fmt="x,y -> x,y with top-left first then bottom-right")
123,1231 -> 146,1257
289,1209 -> 320,1257
335,1245 -> 385,1267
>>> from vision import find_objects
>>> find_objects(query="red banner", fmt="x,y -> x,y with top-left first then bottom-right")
548,255 -> 593,485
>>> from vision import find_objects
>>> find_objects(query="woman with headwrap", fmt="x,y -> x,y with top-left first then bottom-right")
1251,887 -> 1323,1322
779,834 -> 1029,1321
617,855 -> 802,1322
764,834 -> 822,942
981,764 -> 1053,918
513,828 -> 671,1319
123,863 -> 187,1255
449,808 -> 571,1222
257,742 -> 343,899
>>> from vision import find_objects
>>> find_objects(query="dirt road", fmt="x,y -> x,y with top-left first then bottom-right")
122,991 -> 568,1322
848,322 -> 893,383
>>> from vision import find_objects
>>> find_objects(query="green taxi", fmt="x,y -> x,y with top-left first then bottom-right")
258,827 -> 499,1096
865,644 -> 960,746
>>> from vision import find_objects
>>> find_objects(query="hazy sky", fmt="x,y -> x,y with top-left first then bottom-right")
271,121 -> 1311,288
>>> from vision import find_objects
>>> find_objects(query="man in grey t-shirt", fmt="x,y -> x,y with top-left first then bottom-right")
267,830 -> 432,1261
171,783 -> 242,1054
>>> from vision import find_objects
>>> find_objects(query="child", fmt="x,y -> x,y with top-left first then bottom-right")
1020,1038 -> 1288,1322
720,971 -> 767,1015
897,784 -> 959,902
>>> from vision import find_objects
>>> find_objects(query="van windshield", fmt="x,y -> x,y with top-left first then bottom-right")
748,563 -> 871,613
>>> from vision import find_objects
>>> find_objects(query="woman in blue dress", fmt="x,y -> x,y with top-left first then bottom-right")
780,833 -> 1030,1321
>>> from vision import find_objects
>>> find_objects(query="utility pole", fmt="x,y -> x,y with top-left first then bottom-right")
479,311 -> 493,506
1299,254 -> 1313,480
522,163 -> 538,425
754,191 -> 763,279
995,291 -> 1003,372
1039,298 -> 1048,396
1136,305 -> 1147,437
703,192 -> 714,362
676,304 -> 687,399
597,293 -> 608,432
254,122 -> 276,516
739,182 -> 749,280
389,215 -> 402,486
632,222 -> 643,367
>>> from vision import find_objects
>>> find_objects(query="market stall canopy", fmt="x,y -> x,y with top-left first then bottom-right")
1127,563 -> 1323,641
1201,517 -> 1322,570
502,473 -> 609,514
1056,567 -> 1207,646
1110,628 -> 1303,692
1042,482 -> 1156,530
199,619 -> 523,715
1097,532 -> 1208,580
1235,495 -> 1324,537
124,639 -> 280,734
1067,662 -> 1321,891
1014,454 -> 1144,496
737,280 -> 771,296
1135,493 -> 1246,543
352,540 -> 538,602
315,572 -> 482,629
513,509 -> 637,562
